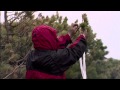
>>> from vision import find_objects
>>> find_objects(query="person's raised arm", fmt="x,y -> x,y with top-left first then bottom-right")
57,23 -> 79,48
51,32 -> 87,73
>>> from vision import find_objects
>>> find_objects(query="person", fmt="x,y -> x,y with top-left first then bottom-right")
25,23 -> 87,79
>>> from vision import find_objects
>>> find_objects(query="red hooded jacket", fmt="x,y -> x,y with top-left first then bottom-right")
26,25 -> 87,79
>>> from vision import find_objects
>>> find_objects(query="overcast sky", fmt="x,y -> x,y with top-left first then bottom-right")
1,11 -> 120,60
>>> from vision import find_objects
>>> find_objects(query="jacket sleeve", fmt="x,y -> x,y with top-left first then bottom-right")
51,35 -> 87,72
57,34 -> 72,49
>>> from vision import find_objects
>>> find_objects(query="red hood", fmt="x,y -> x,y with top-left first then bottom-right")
32,25 -> 59,50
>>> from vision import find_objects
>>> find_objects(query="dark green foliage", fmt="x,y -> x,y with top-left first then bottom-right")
0,11 -> 120,79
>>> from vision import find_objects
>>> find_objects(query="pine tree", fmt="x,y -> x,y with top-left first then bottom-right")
1,11 -> 110,79
66,13 -> 109,79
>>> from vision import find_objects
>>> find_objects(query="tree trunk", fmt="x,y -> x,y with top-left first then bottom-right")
4,11 -> 10,43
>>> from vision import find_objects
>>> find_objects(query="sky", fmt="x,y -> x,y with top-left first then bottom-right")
1,11 -> 120,60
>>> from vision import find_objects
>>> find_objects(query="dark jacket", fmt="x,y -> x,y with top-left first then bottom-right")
26,34 -> 87,79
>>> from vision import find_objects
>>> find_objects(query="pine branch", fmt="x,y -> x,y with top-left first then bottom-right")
2,49 -> 31,79
3,61 -> 24,79
9,12 -> 24,25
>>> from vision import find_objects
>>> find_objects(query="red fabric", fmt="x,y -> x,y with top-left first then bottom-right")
58,34 -> 72,48
26,70 -> 66,79
32,25 -> 59,50
26,25 -> 71,79
69,35 -> 85,48
32,25 -> 71,50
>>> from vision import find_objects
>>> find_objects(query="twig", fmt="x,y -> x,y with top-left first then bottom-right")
2,49 -> 31,79
9,12 -> 24,25
3,61 -> 24,79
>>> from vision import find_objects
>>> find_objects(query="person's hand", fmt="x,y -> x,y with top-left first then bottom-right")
68,23 -> 79,37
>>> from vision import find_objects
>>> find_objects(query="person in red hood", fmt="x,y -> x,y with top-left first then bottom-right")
26,23 -> 87,79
